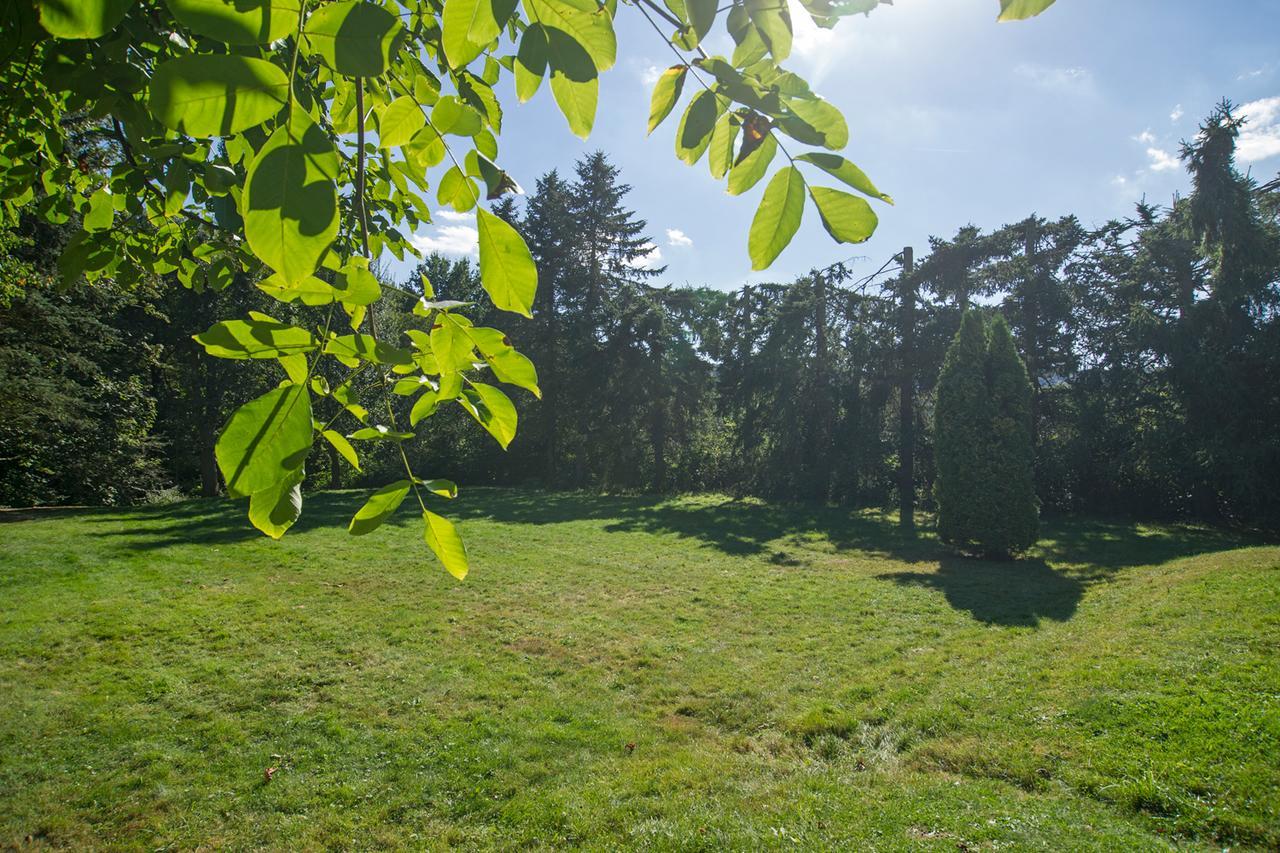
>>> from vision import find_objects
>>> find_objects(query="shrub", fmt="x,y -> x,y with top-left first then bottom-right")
934,311 -> 1038,557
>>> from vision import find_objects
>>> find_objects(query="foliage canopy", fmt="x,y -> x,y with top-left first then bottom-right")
1,0 -> 1052,574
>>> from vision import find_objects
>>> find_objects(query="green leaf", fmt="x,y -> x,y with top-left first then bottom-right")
676,90 -> 721,165
431,314 -> 477,374
476,207 -> 537,317
515,24 -> 548,102
431,96 -> 483,137
165,0 -> 301,44
257,273 -> 339,305
707,112 -> 738,179
524,0 -> 615,72
785,97 -> 847,149
465,327 -> 540,397
684,0 -> 716,44
421,478 -> 458,499
423,510 -> 468,579
334,256 -> 383,305
248,466 -> 304,539
745,0 -> 792,61
808,185 -> 878,244
998,0 -> 1056,21
549,64 -> 597,139
796,152 -> 893,203
216,382 -> 313,498
148,55 -> 289,138
727,133 -> 776,196
410,390 -> 442,425
349,479 -> 411,535
322,429 -> 361,472
377,97 -> 425,149
349,425 -> 414,441
442,0 -> 514,67
437,166 -> 478,212
194,318 -> 317,359
83,188 -> 114,232
304,0 -> 404,77
748,166 -> 805,270
243,113 -> 339,286
647,66 -> 686,135
325,334 -> 413,366
38,0 -> 134,38
459,382 -> 517,448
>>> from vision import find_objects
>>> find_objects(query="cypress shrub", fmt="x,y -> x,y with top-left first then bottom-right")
934,311 -> 1039,557
984,316 -> 1039,555
934,311 -> 991,551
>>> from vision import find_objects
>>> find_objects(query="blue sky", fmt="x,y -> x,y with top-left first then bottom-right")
397,0 -> 1280,291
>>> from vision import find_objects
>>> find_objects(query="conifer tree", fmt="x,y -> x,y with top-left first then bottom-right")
934,311 -> 991,550
984,315 -> 1039,555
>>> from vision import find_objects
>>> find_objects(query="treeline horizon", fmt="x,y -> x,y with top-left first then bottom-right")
3,103 -> 1278,526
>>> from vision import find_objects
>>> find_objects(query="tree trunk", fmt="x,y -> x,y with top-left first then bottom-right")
199,418 -> 221,497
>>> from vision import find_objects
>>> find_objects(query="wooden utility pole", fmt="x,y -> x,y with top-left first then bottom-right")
899,247 -> 916,532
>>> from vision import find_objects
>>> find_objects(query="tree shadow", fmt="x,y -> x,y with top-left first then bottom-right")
80,492 -> 361,552
71,488 -> 1268,584
879,556 -> 1083,627
1034,514 -> 1261,571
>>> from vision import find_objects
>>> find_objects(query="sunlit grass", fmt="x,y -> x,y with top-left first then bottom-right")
1,489 -> 1276,849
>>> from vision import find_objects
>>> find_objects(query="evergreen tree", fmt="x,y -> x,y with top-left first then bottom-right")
934,311 -> 991,551
984,316 -> 1039,554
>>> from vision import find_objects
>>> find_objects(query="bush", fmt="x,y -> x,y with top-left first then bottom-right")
934,311 -> 1038,557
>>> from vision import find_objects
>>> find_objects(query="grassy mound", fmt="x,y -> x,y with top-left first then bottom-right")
1,489 -> 1276,848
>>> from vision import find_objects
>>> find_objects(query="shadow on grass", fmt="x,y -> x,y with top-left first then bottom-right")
880,557 -> 1084,627
74,488 -> 1266,631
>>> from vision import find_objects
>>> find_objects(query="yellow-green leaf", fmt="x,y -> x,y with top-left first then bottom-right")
148,55 -> 289,138
349,479 -> 411,536
38,0 -> 134,38
476,207 -> 537,317
243,113 -> 339,285
727,133 -> 776,196
808,185 -> 878,244
304,0 -> 404,77
998,0 -> 1056,21
322,429 -> 361,472
796,152 -> 893,204
647,65 -> 686,135
748,166 -> 805,270
248,466 -> 304,539
676,90 -> 721,165
194,317 -> 317,359
377,97 -> 425,149
524,0 -> 615,72
423,510 -> 468,579
165,0 -> 301,44
216,382 -> 313,498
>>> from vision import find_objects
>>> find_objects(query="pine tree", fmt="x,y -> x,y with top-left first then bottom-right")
984,315 -> 1039,555
934,310 -> 991,551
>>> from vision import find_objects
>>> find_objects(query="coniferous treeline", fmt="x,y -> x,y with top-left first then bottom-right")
2,104 -> 1277,525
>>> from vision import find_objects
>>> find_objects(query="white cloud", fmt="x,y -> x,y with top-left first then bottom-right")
1014,63 -> 1093,94
666,228 -> 693,248
1238,64 -> 1274,81
640,64 -> 663,86
1135,130 -> 1157,145
434,209 -> 475,223
1170,104 -> 1184,122
1238,95 -> 1280,163
411,224 -> 478,256
626,243 -> 664,268
1111,175 -> 1128,187
1146,146 -> 1180,172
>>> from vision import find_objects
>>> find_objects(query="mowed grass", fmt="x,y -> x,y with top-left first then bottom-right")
1,490 -> 1277,850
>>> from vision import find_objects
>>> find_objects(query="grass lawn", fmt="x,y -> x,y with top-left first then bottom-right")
1,489 -> 1277,850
